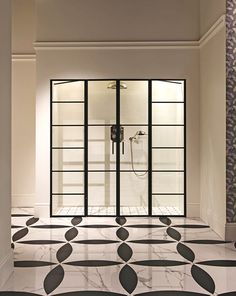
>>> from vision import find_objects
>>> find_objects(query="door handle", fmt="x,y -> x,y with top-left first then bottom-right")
112,142 -> 115,154
122,142 -> 124,155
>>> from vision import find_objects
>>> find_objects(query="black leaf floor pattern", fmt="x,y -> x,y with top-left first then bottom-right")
1,208 -> 236,296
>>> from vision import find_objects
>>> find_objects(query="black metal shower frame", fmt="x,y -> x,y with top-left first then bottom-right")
50,79 -> 186,217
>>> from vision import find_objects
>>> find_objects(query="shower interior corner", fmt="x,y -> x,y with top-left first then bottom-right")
51,79 -> 185,216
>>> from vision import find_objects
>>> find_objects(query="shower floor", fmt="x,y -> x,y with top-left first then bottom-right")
55,206 -> 182,216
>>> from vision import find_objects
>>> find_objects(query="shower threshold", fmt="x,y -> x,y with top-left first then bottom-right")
55,206 -> 182,216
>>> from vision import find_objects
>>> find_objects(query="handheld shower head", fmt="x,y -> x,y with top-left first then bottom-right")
137,131 -> 147,136
129,130 -> 147,141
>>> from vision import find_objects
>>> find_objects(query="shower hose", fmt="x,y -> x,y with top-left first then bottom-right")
129,138 -> 148,178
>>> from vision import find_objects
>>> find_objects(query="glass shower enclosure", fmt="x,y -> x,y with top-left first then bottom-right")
51,79 -> 185,217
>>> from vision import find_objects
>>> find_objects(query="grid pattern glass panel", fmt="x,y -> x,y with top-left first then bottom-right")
152,149 -> 184,170
52,126 -> 84,148
152,103 -> 184,124
51,81 -> 85,215
152,126 -> 184,147
152,80 -> 184,102
88,172 -> 116,215
151,80 -> 185,216
52,103 -> 84,125
51,79 -> 185,217
52,81 -> 84,101
52,149 -> 84,171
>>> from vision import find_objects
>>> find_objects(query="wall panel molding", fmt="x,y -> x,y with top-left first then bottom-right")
12,54 -> 36,61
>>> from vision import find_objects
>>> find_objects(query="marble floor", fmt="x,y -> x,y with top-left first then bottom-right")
1,207 -> 236,296
55,206 -> 182,216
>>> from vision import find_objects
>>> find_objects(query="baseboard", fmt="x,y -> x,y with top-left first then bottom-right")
34,202 -> 50,218
187,203 -> 200,218
0,251 -> 13,288
225,223 -> 236,241
11,194 -> 35,207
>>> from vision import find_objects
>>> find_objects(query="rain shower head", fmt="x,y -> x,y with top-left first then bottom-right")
107,81 -> 127,89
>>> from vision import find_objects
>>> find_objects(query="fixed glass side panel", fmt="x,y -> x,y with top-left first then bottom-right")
152,172 -> 184,194
52,195 -> 84,215
52,149 -> 84,171
52,126 -> 84,148
152,103 -> 184,124
120,172 -> 148,215
88,172 -> 116,215
152,126 -> 184,147
52,172 -> 84,194
120,81 -> 148,125
88,81 -> 116,125
152,80 -> 184,102
52,103 -> 84,125
52,81 -> 84,101
152,149 -> 184,170
152,195 -> 184,215
51,80 -> 85,217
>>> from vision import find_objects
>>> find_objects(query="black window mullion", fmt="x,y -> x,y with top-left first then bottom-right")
116,80 -> 120,216
184,80 -> 187,217
84,81 -> 88,216
148,80 -> 152,216
50,80 -> 53,216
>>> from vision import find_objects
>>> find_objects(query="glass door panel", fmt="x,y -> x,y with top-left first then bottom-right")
88,172 -> 116,215
120,81 -> 149,215
88,126 -> 116,171
120,81 -> 148,124
88,81 -> 116,215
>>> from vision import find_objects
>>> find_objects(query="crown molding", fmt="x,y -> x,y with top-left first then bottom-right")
33,40 -> 199,50
199,14 -> 225,48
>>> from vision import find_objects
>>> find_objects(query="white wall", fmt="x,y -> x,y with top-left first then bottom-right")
0,0 -> 13,287
200,22 -> 226,236
36,0 -> 200,42
35,48 -> 200,217
12,59 -> 36,207
11,0 -> 36,207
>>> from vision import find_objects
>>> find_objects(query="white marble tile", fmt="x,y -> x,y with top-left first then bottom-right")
4,208 -> 236,296
132,264 -> 208,294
